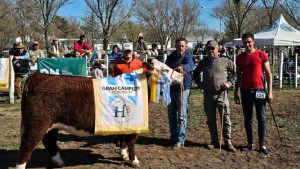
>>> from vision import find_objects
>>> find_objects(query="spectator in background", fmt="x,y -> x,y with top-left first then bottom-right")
12,43 -> 30,99
9,43 -> 19,56
0,48 -> 8,58
108,45 -> 122,60
48,38 -> 65,58
193,43 -> 205,63
133,33 -> 148,55
29,41 -> 45,71
91,61 -> 103,79
149,43 -> 158,58
74,35 -> 92,58
158,45 -> 169,55
90,49 -> 107,73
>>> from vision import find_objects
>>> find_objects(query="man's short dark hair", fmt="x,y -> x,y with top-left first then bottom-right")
242,32 -> 254,40
175,37 -> 188,44
151,43 -> 158,48
80,35 -> 86,39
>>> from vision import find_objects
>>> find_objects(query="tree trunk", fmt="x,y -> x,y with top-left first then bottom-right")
103,37 -> 109,51
44,28 -> 49,53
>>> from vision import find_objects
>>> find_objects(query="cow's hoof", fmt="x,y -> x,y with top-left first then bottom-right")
16,163 -> 26,169
131,156 -> 140,167
120,148 -> 129,161
131,161 -> 140,168
122,155 -> 130,161
52,152 -> 65,167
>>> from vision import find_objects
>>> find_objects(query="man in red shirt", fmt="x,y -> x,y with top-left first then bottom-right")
73,35 -> 92,58
112,43 -> 142,77
234,32 -> 273,155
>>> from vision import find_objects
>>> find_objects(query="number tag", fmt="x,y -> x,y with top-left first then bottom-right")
255,90 -> 266,99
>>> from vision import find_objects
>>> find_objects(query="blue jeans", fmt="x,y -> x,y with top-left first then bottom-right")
168,89 -> 190,145
240,88 -> 267,147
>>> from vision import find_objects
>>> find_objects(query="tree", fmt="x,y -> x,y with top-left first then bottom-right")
212,0 -> 259,39
13,0 -> 43,47
35,0 -> 70,48
84,0 -> 137,50
81,12 -> 103,48
0,0 -> 16,49
279,0 -> 300,28
111,20 -> 140,42
136,0 -> 201,47
259,0 -> 281,25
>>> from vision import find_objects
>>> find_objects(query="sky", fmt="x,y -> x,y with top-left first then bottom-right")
57,0 -> 221,31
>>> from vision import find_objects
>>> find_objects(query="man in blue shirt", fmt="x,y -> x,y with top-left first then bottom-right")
165,37 -> 194,149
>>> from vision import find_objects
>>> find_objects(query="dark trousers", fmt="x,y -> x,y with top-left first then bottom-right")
240,88 -> 267,147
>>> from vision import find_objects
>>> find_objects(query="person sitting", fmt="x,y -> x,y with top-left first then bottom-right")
29,41 -> 45,72
133,33 -> 148,55
48,38 -> 65,57
74,35 -> 93,58
108,45 -> 122,60
91,61 -> 103,79
148,43 -> 159,58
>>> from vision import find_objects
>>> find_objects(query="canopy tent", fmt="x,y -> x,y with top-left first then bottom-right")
233,14 -> 300,46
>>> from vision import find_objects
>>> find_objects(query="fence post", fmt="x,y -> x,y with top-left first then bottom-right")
9,55 -> 15,104
163,53 -> 167,63
105,54 -> 109,77
279,51 -> 283,89
295,53 -> 298,88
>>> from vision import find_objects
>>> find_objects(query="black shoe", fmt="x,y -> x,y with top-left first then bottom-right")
206,142 -> 219,150
259,147 -> 271,155
241,144 -> 254,151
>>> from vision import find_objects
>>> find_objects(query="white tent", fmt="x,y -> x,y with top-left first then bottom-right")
233,14 -> 300,46
233,14 -> 300,88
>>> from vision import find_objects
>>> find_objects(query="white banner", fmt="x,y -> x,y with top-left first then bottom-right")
0,58 -> 9,90
93,68 -> 148,135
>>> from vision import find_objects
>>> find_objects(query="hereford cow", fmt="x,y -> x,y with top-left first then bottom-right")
16,61 -> 184,169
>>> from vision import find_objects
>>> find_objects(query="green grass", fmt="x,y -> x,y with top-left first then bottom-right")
275,116 -> 300,132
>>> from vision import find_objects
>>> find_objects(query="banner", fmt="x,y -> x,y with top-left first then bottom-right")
0,58 -> 9,90
38,58 -> 87,76
93,68 -> 149,135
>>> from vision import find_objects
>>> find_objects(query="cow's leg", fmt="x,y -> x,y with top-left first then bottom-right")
126,134 -> 140,167
16,127 -> 47,169
42,129 -> 64,167
119,135 -> 129,161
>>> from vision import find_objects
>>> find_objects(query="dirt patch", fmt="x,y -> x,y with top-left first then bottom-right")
0,89 -> 299,169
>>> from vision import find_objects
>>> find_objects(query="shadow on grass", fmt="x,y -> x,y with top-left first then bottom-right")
0,148 -> 130,169
137,135 -> 207,148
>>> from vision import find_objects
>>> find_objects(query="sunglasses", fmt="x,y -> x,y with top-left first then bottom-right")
206,46 -> 216,51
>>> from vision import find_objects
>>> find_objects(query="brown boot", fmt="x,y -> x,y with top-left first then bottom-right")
226,143 -> 237,153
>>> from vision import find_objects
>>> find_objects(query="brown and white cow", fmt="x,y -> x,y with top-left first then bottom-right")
16,60 -> 184,169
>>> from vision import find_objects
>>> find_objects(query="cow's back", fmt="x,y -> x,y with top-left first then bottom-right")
22,73 -> 96,134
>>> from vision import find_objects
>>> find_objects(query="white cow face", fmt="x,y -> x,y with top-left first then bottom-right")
149,59 -> 184,85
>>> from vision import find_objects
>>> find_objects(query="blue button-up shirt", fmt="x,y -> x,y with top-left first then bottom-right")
165,50 -> 195,92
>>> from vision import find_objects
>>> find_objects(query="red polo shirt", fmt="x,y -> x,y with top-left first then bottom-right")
236,50 -> 269,90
